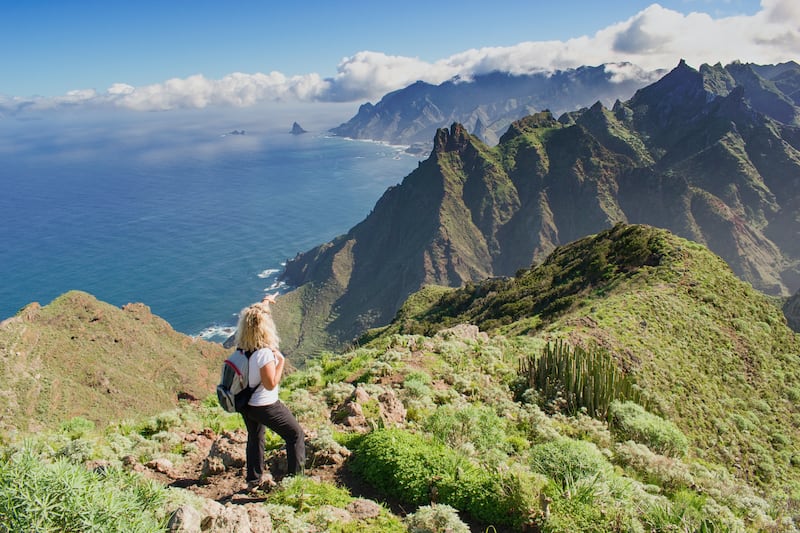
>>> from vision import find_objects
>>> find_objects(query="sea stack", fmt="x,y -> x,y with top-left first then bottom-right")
291,122 -> 307,135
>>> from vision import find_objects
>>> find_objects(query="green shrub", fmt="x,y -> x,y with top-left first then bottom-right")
266,475 -> 405,533
350,428 -> 536,528
55,438 -> 95,464
404,503 -> 470,532
322,382 -> 356,406
542,494 -> 622,533
60,416 -> 96,439
400,372 -> 438,422
268,476 -> 351,512
284,388 -> 328,425
529,437 -> 613,487
608,401 -> 688,457
642,489 -> 743,532
403,372 -> 434,400
0,446 -> 166,532
613,440 -> 694,492
137,410 -> 181,438
423,403 -> 511,456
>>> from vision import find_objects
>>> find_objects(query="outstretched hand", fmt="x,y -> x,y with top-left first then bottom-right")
262,292 -> 278,305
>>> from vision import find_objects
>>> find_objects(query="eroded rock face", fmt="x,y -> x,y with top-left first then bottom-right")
331,385 -> 407,431
784,290 -> 800,333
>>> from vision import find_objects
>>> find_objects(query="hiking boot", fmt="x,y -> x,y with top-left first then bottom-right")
246,476 -> 276,493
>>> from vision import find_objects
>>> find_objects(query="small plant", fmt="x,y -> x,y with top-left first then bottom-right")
266,476 -> 405,532
60,416 -> 96,440
137,411 -> 182,438
423,403 -> 511,456
404,503 -> 470,532
614,440 -> 694,492
284,388 -> 328,425
608,401 -> 688,457
268,476 -> 351,512
529,437 -> 613,488
322,382 -> 356,406
55,438 -> 95,464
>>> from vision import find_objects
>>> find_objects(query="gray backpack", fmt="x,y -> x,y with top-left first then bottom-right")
216,349 -> 255,413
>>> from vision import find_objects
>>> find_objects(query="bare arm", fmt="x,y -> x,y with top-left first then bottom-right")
259,349 -> 285,390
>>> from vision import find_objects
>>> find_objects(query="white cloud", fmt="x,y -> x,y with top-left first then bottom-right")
324,51 -> 453,101
3,0 -> 798,113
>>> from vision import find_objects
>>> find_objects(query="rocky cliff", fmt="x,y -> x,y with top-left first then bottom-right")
276,60 -> 800,357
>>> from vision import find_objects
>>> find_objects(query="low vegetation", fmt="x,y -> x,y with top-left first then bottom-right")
2,224 -> 799,531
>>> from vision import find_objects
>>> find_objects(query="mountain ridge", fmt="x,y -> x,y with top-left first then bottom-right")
373,223 -> 800,489
330,63 -> 664,147
0,290 -> 228,433
276,60 -> 800,357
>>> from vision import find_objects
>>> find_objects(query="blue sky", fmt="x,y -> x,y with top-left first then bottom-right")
1,0 -> 795,111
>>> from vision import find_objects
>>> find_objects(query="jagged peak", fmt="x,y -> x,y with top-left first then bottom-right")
433,123 -> 473,154
589,100 -> 606,113
630,59 -> 703,103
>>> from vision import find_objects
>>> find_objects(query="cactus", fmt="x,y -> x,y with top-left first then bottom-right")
520,341 -> 646,419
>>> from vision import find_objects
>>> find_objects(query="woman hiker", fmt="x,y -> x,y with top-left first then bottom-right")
234,293 -> 305,491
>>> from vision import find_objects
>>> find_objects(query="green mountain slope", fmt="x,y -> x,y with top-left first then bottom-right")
379,223 -> 800,488
4,226 -> 800,532
276,60 -> 800,357
0,290 -> 228,433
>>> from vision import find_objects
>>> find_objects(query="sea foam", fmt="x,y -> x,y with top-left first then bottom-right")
196,324 -> 236,342
257,268 -> 280,278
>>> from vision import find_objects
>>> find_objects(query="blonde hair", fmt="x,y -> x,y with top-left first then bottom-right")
234,302 -> 280,352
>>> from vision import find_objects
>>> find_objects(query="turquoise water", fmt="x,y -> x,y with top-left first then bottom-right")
0,109 -> 420,340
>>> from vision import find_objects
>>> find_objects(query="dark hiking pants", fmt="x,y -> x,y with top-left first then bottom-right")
241,401 -> 305,482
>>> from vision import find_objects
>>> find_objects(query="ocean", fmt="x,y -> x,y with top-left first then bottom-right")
0,105 -> 420,341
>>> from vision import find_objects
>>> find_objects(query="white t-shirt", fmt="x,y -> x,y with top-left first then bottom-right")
247,348 -> 280,406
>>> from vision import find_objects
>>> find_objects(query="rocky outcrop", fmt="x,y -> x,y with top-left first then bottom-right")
201,431 -> 248,479
167,500 -> 272,533
291,122 -> 307,135
331,385 -> 407,431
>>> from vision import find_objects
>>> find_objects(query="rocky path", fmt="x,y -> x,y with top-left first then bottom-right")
130,386 -> 410,531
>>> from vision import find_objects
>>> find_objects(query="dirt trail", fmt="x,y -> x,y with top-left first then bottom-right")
138,428 -> 340,503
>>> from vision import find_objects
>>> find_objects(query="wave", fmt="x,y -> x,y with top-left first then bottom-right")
195,324 -> 236,342
257,268 -> 280,279
266,279 -> 287,292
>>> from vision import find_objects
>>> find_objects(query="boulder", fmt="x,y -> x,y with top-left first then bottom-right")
167,505 -> 202,533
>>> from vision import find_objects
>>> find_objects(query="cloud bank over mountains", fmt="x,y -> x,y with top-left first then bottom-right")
3,0 -> 797,113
